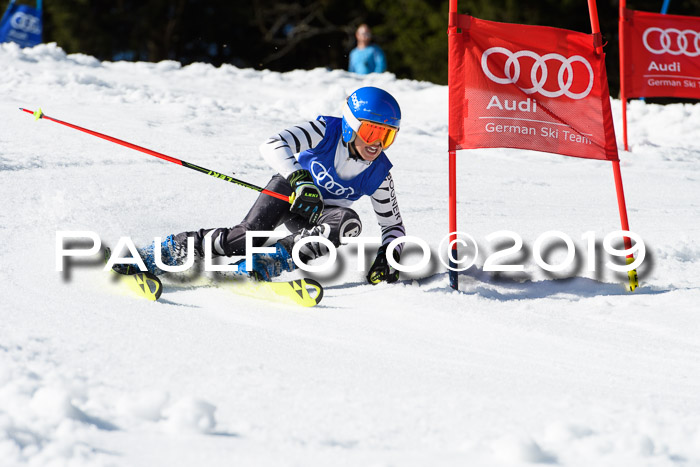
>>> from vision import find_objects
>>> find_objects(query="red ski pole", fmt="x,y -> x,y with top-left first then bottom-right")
20,108 -> 292,203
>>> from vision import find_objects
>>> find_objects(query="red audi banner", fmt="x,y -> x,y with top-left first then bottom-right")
621,9 -> 700,99
448,15 -> 618,161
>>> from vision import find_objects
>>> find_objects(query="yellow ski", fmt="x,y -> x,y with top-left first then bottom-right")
220,277 -> 324,307
111,270 -> 163,301
105,247 -> 322,306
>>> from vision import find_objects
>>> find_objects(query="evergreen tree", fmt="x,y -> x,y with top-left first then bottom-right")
1,0 -> 698,93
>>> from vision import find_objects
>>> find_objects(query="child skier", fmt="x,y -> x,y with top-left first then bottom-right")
116,86 -> 406,284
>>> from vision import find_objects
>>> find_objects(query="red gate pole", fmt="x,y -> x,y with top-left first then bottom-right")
619,0 -> 630,151
447,0 -> 460,290
588,0 -> 639,290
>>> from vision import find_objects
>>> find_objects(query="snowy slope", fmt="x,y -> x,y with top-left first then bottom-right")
1,41 -> 700,466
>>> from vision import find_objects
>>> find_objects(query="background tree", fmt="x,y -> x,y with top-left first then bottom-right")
1,0 -> 698,94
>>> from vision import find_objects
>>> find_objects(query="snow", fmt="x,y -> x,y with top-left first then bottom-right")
1,40 -> 700,466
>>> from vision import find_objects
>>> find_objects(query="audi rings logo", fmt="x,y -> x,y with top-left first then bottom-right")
481,47 -> 595,100
10,12 -> 41,35
642,27 -> 700,57
310,161 -> 356,198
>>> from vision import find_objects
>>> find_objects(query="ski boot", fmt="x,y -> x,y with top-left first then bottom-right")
236,242 -> 295,281
236,224 -> 331,281
111,234 -> 188,276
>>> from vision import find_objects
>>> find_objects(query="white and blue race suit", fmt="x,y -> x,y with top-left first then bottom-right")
297,116 -> 392,203
171,115 -> 406,262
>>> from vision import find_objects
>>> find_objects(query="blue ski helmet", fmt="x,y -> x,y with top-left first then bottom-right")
342,87 -> 401,144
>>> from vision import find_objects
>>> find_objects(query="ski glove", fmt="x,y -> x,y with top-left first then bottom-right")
288,169 -> 324,224
367,244 -> 400,284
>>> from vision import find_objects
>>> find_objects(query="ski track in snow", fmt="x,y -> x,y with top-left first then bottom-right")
1,42 -> 700,466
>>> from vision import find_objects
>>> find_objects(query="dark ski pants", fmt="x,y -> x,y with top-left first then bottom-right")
174,175 -> 362,259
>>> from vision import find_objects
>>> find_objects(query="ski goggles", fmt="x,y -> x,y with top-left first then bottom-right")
356,121 -> 399,149
343,101 -> 400,149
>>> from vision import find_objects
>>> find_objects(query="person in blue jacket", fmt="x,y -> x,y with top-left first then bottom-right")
118,87 -> 406,285
348,24 -> 387,74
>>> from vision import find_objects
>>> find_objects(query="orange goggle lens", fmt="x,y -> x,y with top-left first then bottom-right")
356,121 -> 398,148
